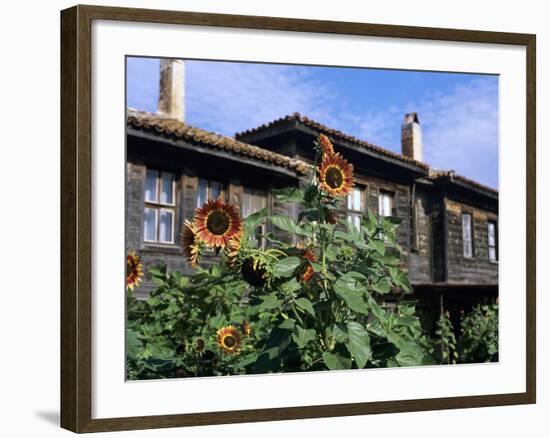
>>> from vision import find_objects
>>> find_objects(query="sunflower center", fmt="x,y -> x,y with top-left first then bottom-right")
206,210 -> 231,235
325,166 -> 344,189
223,335 -> 236,348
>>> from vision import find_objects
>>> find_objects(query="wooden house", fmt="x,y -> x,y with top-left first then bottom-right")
126,60 -> 498,333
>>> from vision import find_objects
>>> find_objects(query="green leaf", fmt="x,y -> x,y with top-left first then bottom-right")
322,351 -> 352,370
278,318 -> 296,330
368,239 -> 386,256
281,278 -> 301,294
332,324 -> 349,343
272,187 -> 304,203
245,207 -> 268,232
126,329 -> 142,357
292,326 -> 316,348
334,273 -> 369,315
273,256 -> 301,277
271,216 -> 311,237
347,322 -> 371,368
295,298 -> 315,317
394,271 -> 412,292
259,293 -> 283,310
373,278 -> 392,294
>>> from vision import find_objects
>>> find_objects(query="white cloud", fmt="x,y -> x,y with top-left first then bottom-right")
185,61 -> 498,188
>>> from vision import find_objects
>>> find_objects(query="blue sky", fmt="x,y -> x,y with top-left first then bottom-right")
127,57 -> 498,189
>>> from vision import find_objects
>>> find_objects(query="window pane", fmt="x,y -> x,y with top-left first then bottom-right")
347,214 -> 360,230
210,182 -> 222,201
144,169 -> 158,203
462,214 -> 472,257
196,179 -> 208,208
159,210 -> 173,243
347,188 -> 362,211
160,172 -> 174,204
242,190 -> 267,218
379,193 -> 392,217
143,208 -> 157,241
489,247 -> 497,262
488,223 -> 496,246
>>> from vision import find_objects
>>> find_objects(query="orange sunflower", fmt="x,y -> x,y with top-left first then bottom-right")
318,134 -> 335,157
318,153 -> 354,197
299,248 -> 317,283
181,220 -> 202,268
216,326 -> 242,354
193,199 -> 243,249
126,251 -> 144,291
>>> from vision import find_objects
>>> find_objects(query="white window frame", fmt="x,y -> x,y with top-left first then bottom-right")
462,212 -> 473,258
346,186 -> 364,230
143,169 -> 176,244
196,178 -> 225,208
378,191 -> 393,217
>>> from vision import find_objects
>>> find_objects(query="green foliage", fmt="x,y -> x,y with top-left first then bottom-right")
458,304 -> 499,363
126,138 -> 495,379
435,311 -> 458,365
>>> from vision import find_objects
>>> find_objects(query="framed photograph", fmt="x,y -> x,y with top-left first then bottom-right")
60,5 -> 536,433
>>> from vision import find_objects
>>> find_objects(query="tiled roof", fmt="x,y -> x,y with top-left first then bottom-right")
428,170 -> 498,196
235,112 -> 430,171
127,110 -> 310,175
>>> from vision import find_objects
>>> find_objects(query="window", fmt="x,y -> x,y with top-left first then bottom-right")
462,213 -> 473,258
196,178 -> 224,208
143,169 -> 175,244
346,187 -> 363,229
488,221 -> 498,262
242,188 -> 268,247
378,191 -> 393,217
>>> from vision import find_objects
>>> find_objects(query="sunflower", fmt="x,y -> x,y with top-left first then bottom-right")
318,153 -> 354,197
126,251 -> 144,291
241,257 -> 268,287
298,247 -> 317,283
318,134 -> 335,157
193,199 -> 243,249
216,326 -> 242,355
181,220 -> 202,268
242,321 -> 252,337
224,233 -> 242,268
325,209 -> 338,224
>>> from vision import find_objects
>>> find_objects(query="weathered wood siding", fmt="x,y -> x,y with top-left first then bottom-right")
126,157 -> 299,298
444,198 -> 498,284
408,189 -> 432,284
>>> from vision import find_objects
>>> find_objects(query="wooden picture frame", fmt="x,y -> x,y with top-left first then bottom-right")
60,4 -> 536,433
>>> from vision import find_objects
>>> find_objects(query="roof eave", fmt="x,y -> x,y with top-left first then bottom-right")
127,128 -> 307,179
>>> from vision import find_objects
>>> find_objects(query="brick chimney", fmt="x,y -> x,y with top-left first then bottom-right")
157,59 -> 185,121
401,112 -> 422,161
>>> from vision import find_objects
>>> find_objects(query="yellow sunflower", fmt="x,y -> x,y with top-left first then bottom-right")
193,199 -> 243,249
126,251 -> 144,291
318,153 -> 354,197
181,220 -> 202,268
224,233 -> 242,268
216,326 -> 242,354
318,134 -> 335,157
